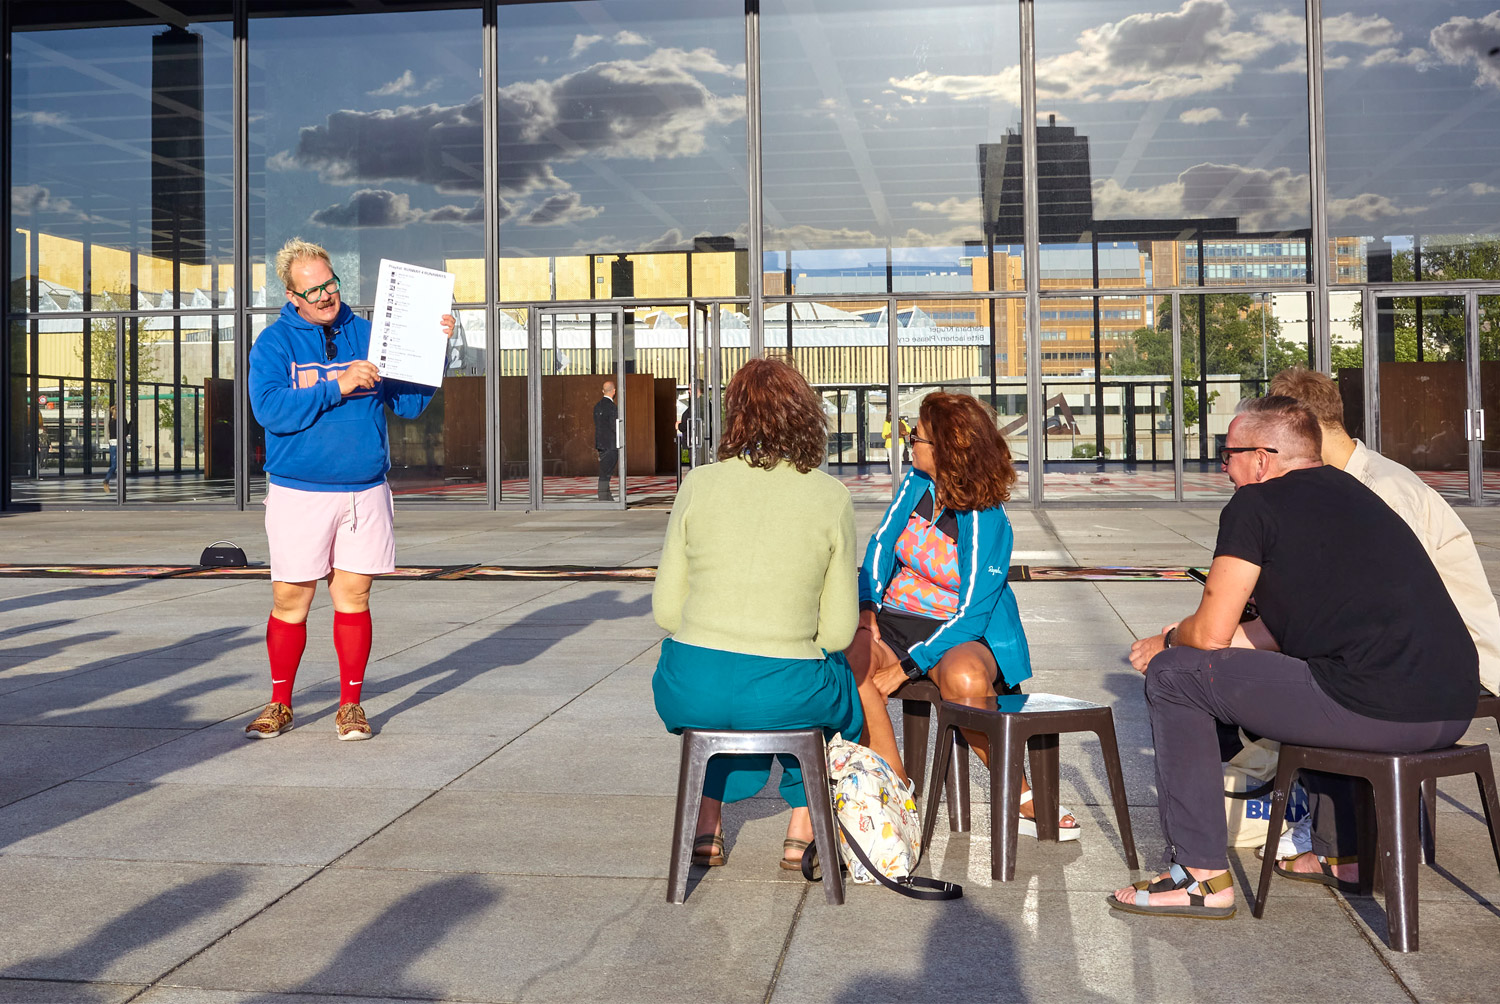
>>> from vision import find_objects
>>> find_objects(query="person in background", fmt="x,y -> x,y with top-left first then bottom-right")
245,237 -> 453,741
849,393 -> 1072,839
594,379 -> 618,500
101,405 -> 129,492
652,357 -> 863,871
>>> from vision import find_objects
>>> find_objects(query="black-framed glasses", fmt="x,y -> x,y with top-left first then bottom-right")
1218,446 -> 1279,465
291,273 -> 341,304
905,429 -> 934,446
323,325 -> 338,362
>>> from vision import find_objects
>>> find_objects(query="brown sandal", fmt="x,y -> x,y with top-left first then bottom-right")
780,837 -> 810,871
692,832 -> 726,867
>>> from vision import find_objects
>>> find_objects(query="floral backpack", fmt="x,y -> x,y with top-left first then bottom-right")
801,734 -> 962,900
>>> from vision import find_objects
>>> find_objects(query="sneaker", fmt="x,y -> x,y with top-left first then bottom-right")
1256,814 -> 1313,860
336,702 -> 372,741
245,701 -> 293,738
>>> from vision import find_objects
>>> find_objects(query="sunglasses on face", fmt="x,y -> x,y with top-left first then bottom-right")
1218,445 -> 1279,465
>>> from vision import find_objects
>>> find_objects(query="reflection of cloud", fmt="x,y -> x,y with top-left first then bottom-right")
519,191 -> 603,226
309,189 -> 489,228
1468,182 -> 1500,196
1257,10 -> 1400,48
1179,107 -> 1224,125
15,109 -> 67,127
368,70 -> 438,98
11,183 -> 95,222
570,34 -> 602,57
891,0 -> 1270,106
276,47 -> 743,199
1430,11 -> 1500,88
1362,47 -> 1430,69
615,30 -> 650,47
911,197 -> 982,221
1093,162 -> 1425,230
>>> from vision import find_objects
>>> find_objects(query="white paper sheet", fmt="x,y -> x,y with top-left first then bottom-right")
368,259 -> 455,387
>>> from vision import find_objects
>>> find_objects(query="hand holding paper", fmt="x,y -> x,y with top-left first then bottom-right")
367,259 -> 457,387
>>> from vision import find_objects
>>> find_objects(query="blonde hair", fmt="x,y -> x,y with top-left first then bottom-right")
275,237 -> 332,291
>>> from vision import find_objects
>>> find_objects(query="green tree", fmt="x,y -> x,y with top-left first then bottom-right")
1110,292 -> 1306,422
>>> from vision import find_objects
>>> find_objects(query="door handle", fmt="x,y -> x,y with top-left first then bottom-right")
1478,409 -> 1487,442
1467,409 -> 1474,441
615,418 -> 624,449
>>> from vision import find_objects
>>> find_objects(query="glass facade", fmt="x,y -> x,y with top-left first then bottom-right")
7,1 -> 1500,510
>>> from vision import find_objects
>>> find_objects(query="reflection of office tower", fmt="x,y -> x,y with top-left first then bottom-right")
694,235 -> 749,297
612,254 -> 636,373
981,114 -> 1094,245
1367,238 -> 1397,361
152,26 -> 206,264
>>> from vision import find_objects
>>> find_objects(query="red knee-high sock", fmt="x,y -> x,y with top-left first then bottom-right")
266,614 -> 307,707
333,609 -> 373,706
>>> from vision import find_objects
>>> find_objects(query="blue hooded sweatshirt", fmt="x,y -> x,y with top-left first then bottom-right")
248,301 -> 437,492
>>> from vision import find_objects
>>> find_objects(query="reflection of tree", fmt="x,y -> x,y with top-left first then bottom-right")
1110,293 -> 1304,423
1342,239 -> 1500,368
77,299 -> 173,429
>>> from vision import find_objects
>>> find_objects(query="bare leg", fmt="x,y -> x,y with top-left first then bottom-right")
845,628 -> 908,783
326,568 -> 372,613
930,643 -> 1077,830
271,580 -> 316,625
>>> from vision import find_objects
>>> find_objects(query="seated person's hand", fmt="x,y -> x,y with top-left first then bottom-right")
1129,621 -> 1178,674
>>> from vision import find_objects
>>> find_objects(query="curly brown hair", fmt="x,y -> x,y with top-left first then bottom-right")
717,356 -> 827,473
919,392 -> 1016,511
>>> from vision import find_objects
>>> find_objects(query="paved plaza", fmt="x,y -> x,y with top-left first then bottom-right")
1,503 -> 1498,1003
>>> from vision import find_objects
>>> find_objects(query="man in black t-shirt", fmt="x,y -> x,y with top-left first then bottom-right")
1108,396 -> 1476,921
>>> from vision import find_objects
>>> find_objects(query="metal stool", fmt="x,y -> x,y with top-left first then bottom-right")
919,694 -> 1139,882
1420,691 -> 1500,860
893,676 -> 970,831
1252,742 -> 1500,952
666,728 -> 844,905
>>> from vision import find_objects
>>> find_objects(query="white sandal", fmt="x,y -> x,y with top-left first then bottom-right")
1018,788 -> 1082,841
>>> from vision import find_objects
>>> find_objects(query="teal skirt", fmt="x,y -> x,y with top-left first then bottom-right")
653,638 -> 865,807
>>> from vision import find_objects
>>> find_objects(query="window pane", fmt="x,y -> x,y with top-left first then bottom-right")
11,9 -> 236,307
249,7 -> 484,304
1034,1 -> 1313,290
1323,1 -> 1500,284
761,0 -> 1024,296
496,1 -> 749,301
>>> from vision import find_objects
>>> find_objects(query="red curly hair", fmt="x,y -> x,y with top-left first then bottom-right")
919,392 -> 1016,511
717,356 -> 827,473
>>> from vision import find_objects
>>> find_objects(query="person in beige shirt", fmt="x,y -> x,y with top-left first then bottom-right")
1270,367 -> 1500,695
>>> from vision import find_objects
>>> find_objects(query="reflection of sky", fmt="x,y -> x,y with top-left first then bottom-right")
9,0 -> 1500,292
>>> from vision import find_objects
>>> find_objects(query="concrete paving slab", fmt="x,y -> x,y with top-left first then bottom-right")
0,783 -> 428,866
83,726 -> 506,790
0,857 -> 312,985
452,730 -> 679,796
773,888 -> 1408,1004
0,725 -> 190,779
342,791 -> 676,878
134,989 -> 461,1004
0,978 -> 145,1003
1372,898 -> 1500,999
0,681 -> 273,729
169,870 -> 800,1004
293,685 -> 563,738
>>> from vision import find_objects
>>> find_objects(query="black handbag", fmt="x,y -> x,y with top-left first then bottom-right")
199,540 -> 248,567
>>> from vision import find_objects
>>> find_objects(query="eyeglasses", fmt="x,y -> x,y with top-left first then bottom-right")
291,273 -> 341,304
905,429 -> 934,446
1218,445 -> 1279,465
323,325 -> 338,362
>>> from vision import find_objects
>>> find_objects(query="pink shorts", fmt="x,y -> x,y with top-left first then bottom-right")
264,482 -> 396,583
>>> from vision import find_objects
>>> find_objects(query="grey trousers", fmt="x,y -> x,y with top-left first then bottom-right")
1145,646 -> 1469,870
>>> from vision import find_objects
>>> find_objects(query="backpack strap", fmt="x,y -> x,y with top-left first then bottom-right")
800,821 -> 963,901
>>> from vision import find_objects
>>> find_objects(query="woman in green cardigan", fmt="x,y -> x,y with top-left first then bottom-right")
652,357 -> 864,871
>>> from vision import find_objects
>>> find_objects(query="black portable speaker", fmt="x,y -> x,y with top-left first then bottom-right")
199,540 -> 248,567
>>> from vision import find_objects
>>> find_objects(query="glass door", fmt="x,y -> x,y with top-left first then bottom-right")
1365,288 -> 1476,502
686,301 -> 724,469
531,307 -> 625,509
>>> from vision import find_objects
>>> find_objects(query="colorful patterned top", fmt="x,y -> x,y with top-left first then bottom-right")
882,495 -> 961,619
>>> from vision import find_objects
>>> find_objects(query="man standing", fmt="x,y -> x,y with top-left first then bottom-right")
1108,396 -> 1475,920
1271,366 -> 1500,696
245,238 -> 452,741
594,379 -> 618,500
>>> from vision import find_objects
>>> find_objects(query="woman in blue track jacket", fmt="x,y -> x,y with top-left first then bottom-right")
849,393 -> 1079,840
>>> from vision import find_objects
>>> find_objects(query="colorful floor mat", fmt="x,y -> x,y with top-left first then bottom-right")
0,562 -> 1203,582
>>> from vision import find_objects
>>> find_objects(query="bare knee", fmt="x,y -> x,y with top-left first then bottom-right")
935,651 -> 995,702
327,570 -> 372,613
271,581 -> 316,624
